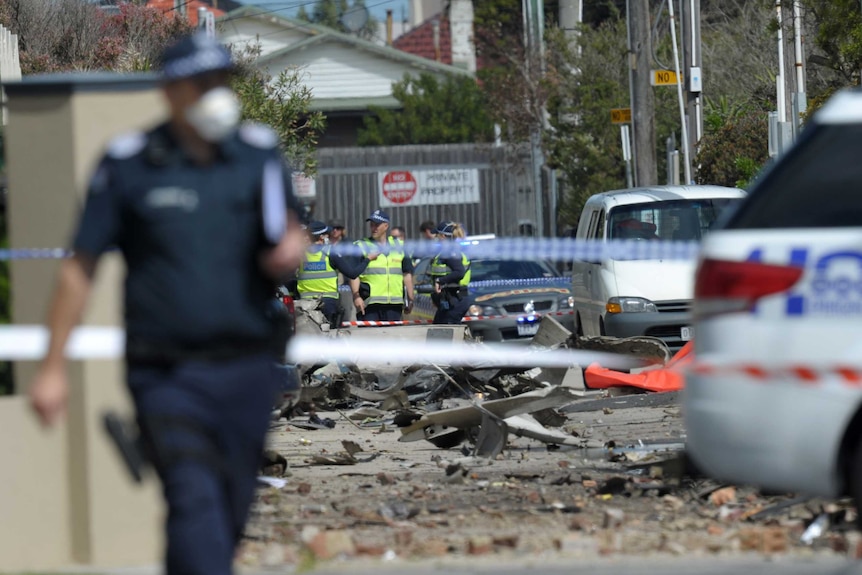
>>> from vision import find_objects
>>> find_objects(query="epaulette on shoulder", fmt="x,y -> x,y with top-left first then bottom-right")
238,122 -> 278,149
106,131 -> 147,160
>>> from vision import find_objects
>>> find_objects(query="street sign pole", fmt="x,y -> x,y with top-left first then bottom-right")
668,0 -> 692,185
621,125 -> 633,188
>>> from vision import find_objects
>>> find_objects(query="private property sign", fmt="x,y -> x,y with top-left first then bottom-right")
378,169 -> 480,207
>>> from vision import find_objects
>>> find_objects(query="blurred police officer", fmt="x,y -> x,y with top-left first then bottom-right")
350,209 -> 414,321
28,33 -> 304,575
430,221 -> 472,324
295,220 -> 369,327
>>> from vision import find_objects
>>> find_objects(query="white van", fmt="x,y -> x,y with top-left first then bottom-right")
570,185 -> 745,350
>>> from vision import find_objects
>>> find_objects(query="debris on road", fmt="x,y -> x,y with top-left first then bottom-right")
235,306 -> 855,568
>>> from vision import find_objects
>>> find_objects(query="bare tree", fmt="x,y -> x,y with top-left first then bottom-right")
0,0 -> 190,73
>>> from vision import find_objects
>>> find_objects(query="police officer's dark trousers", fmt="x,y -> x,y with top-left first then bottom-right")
433,289 -> 471,325
359,303 -> 402,321
128,354 -> 279,575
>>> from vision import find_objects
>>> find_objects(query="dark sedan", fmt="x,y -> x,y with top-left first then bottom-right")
407,257 -> 576,342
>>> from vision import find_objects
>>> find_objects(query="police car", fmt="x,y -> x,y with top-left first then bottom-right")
407,250 -> 576,341
684,89 -> 862,514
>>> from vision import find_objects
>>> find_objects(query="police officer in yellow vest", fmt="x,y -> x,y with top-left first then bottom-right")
297,221 -> 369,326
350,209 -> 415,321
430,221 -> 472,324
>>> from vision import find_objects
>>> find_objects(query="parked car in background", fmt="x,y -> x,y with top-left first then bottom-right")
406,255 -> 576,342
684,90 -> 862,515
570,185 -> 745,351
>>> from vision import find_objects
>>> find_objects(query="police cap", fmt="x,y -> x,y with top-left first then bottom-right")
160,33 -> 234,81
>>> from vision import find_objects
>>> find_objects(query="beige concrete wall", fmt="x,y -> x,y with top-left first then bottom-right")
0,396 -> 71,570
0,78 -> 167,571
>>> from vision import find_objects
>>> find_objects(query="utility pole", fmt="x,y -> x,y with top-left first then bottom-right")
523,0 -> 547,236
681,0 -> 702,171
668,0 -> 691,185
559,0 -> 581,39
628,0 -> 657,187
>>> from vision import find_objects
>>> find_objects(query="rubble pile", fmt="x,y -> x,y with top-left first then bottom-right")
283,303 -> 670,456
243,305 -> 853,567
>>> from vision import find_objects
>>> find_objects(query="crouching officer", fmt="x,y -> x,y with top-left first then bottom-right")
28,33 -> 305,575
431,221 -> 472,324
296,220 -> 369,327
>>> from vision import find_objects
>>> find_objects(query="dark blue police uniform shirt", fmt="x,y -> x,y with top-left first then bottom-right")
73,122 -> 300,350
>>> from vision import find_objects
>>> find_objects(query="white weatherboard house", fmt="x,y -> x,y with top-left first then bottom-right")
218,6 -> 473,147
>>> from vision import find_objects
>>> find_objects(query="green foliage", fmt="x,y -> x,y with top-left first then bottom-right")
695,101 -> 769,189
544,18 -> 681,226
803,0 -> 862,86
474,0 -> 537,142
357,73 -> 494,146
232,45 -> 326,175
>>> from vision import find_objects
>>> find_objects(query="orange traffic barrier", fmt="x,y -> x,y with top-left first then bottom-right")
584,341 -> 693,393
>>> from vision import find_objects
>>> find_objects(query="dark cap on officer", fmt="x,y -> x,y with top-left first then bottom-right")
366,209 -> 391,224
435,221 -> 457,237
160,33 -> 234,81
309,221 -> 330,237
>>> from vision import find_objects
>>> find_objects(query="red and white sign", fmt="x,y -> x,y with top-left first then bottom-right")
377,169 -> 480,207
380,171 -> 418,205
291,172 -> 316,199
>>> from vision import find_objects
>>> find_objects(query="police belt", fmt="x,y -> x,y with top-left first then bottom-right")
439,284 -> 468,298
126,336 -> 276,365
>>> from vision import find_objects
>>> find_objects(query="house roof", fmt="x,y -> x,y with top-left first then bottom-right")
393,13 -> 452,66
218,5 -> 471,77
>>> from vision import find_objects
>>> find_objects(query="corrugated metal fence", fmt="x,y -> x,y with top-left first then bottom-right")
310,143 -> 545,240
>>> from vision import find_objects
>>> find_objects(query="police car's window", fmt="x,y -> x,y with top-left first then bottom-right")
730,124 -> 862,229
471,260 -> 557,281
609,200 -> 735,240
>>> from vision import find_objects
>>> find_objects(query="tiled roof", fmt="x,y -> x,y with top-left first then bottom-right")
393,13 -> 452,65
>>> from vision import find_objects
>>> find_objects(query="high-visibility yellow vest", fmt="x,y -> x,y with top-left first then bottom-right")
356,237 -> 406,305
297,247 -> 338,299
431,253 -> 471,287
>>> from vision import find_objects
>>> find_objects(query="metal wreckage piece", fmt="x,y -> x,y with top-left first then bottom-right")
288,303 -> 671,458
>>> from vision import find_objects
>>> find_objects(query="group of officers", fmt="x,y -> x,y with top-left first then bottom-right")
291,207 -> 472,326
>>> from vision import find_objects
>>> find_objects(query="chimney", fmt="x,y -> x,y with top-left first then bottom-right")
386,9 -> 393,45
432,19 -> 441,62
449,0 -> 476,73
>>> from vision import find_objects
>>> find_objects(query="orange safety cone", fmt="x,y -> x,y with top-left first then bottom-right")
584,340 -> 693,393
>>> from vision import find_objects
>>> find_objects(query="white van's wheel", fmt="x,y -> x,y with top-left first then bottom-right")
599,318 -> 606,336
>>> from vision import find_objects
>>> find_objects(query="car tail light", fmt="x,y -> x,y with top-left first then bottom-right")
694,258 -> 803,318
281,295 -> 295,315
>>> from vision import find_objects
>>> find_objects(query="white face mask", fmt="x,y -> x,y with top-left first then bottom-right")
185,87 -> 241,142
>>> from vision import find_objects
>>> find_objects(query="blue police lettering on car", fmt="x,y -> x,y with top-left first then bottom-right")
747,247 -> 862,316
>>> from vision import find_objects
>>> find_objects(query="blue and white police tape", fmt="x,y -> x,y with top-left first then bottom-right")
0,248 -> 70,260
0,326 -> 641,370
338,238 -> 701,262
0,240 -> 701,262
